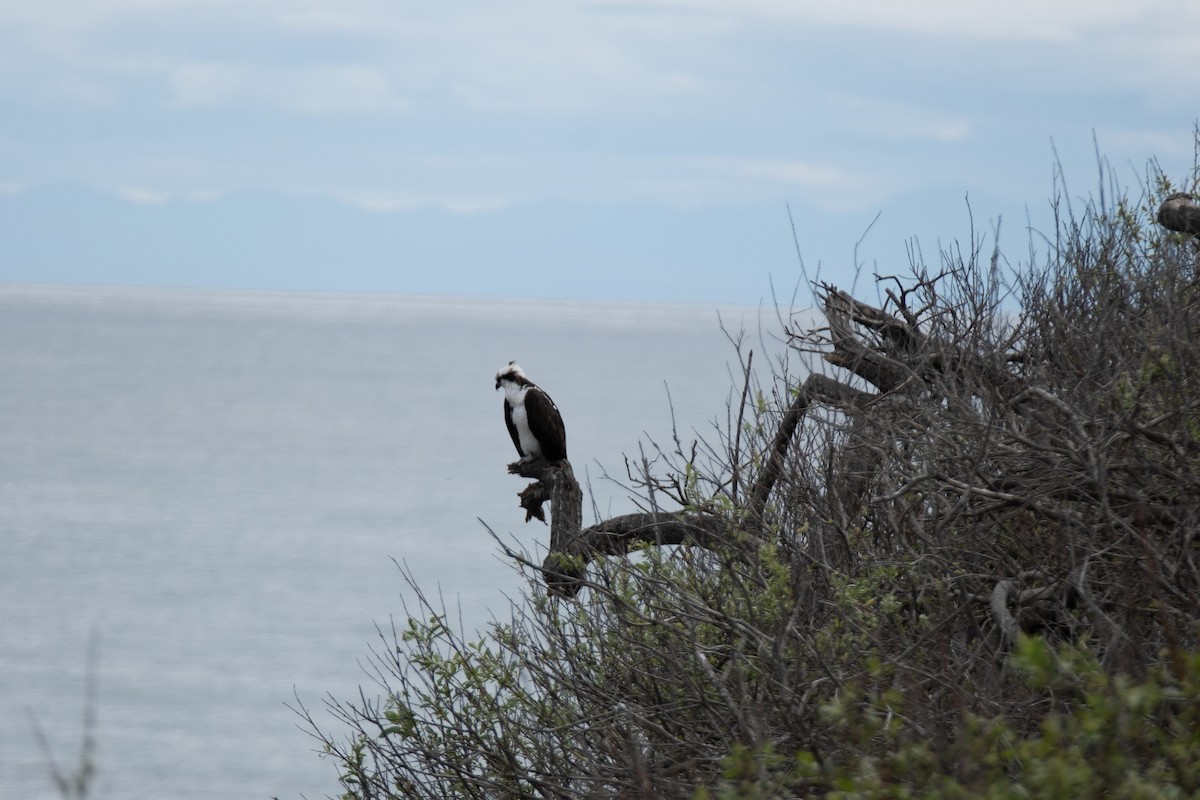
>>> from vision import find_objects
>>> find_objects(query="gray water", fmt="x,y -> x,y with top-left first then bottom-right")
0,285 -> 775,799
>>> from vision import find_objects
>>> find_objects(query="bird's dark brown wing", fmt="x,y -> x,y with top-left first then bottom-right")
524,388 -> 567,461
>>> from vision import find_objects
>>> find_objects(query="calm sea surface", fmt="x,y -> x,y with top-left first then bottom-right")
0,285 -> 774,799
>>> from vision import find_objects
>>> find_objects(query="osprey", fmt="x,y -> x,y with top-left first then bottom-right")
495,361 -> 568,463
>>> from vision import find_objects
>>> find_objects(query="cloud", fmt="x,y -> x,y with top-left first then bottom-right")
113,185 -> 172,205
169,61 -> 404,113
622,0 -> 1168,43
269,151 -> 879,216
6,0 -> 1197,121
1,0 -> 1194,223
827,95 -> 971,144
637,155 -> 886,211
169,62 -> 240,108
319,189 -> 517,215
1102,129 -> 1199,162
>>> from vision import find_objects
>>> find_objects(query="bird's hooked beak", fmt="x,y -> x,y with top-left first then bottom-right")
495,377 -> 502,390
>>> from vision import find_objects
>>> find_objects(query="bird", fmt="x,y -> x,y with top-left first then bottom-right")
494,361 -> 567,463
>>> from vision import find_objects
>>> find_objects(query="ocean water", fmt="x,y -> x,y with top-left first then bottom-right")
0,285 -> 774,799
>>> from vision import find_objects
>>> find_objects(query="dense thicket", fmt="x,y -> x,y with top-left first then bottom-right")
304,160 -> 1200,799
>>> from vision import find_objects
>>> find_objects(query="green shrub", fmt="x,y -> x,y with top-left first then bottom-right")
307,153 -> 1200,799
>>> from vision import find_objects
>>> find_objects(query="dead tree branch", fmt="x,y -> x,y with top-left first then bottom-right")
511,286 -> 904,595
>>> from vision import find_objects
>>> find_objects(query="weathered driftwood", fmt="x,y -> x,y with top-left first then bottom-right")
509,457 -> 729,595
1157,192 -> 1200,238
508,286 -> 898,597
514,251 -> 1199,600
508,275 -> 1074,598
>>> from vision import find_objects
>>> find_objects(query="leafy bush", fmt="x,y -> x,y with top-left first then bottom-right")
304,152 -> 1200,798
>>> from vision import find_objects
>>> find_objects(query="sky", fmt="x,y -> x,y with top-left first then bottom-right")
1,0 -> 1198,306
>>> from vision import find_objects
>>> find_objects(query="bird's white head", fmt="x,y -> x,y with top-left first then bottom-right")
495,360 -> 528,390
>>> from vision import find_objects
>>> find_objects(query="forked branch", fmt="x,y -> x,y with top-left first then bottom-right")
509,286 -> 903,596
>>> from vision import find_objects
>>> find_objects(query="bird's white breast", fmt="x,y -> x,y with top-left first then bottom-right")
504,383 -> 542,456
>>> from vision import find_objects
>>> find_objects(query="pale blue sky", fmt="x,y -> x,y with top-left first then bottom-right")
1,1 -> 1197,304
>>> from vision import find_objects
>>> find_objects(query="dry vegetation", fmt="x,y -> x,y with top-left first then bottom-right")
303,157 -> 1200,798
